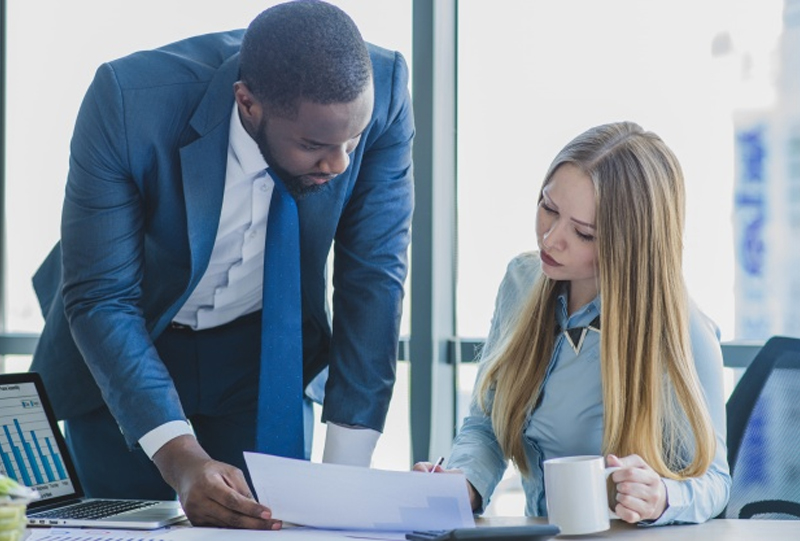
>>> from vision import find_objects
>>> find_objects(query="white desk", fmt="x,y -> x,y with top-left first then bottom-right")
483,516 -> 800,541
26,518 -> 800,541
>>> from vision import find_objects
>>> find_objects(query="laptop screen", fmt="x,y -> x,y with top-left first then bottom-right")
0,372 -> 84,509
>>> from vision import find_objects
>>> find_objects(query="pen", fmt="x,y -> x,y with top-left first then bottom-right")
429,456 -> 445,474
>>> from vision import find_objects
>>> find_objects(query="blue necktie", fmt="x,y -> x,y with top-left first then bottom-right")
256,169 -> 304,458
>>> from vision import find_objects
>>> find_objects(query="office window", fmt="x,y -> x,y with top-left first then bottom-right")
4,0 -> 411,335
3,0 -> 412,470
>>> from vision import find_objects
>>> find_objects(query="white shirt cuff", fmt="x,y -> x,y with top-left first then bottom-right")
139,420 -> 195,460
322,423 -> 380,467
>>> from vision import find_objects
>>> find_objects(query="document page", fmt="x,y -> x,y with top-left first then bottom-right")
26,528 -> 173,541
26,527 -> 407,541
244,452 -> 476,532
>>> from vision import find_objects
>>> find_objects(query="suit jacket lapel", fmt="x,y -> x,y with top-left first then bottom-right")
179,54 -> 240,290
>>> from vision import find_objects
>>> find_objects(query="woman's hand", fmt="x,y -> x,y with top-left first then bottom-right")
605,454 -> 668,523
412,461 -> 482,511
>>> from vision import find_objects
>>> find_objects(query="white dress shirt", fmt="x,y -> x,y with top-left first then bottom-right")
139,105 -> 378,466
172,105 -> 271,329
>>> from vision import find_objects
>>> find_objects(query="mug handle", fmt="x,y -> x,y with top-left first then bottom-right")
605,466 -> 622,518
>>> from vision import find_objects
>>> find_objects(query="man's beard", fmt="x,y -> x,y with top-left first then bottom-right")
256,119 -> 325,200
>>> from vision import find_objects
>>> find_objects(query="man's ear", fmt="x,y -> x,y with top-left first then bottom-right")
233,81 -> 262,129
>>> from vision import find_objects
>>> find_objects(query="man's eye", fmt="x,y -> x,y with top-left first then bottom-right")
302,143 -> 322,151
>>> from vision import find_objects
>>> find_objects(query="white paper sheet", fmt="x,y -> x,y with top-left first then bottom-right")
25,528 -> 172,541
25,527 -> 408,541
244,452 -> 476,532
164,527 -> 408,540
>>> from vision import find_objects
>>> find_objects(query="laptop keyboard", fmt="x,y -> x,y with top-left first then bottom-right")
30,500 -> 159,520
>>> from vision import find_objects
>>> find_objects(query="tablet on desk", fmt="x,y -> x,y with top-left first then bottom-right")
406,524 -> 561,541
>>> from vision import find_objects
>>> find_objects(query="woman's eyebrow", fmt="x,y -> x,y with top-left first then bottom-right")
571,217 -> 596,229
543,189 -> 594,228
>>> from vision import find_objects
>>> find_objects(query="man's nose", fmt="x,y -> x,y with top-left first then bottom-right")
317,146 -> 350,176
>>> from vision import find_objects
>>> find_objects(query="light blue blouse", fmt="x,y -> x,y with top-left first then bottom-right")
447,252 -> 731,525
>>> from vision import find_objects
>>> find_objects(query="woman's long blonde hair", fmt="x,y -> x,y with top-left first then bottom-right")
477,121 -> 715,479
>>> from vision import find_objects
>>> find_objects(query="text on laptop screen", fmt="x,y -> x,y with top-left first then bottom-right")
0,382 -> 76,499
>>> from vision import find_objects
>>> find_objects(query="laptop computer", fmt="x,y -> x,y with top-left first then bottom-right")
0,372 -> 186,529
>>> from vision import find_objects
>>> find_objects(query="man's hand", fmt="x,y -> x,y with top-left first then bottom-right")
152,435 -> 280,529
606,453 -> 668,523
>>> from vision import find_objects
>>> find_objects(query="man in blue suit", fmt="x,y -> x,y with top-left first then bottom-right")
30,0 -> 413,529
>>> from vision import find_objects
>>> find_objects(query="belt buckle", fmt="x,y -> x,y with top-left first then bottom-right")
169,321 -> 192,331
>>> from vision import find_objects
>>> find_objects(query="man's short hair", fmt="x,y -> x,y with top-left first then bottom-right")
239,0 -> 373,117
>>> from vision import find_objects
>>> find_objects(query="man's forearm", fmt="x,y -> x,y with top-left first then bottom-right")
151,434 -> 211,489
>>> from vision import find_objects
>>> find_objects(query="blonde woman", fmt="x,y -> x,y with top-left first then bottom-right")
416,122 -> 730,524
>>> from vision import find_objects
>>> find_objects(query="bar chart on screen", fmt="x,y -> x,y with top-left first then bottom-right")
0,381 -> 69,494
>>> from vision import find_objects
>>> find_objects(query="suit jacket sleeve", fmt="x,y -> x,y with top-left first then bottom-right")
321,50 -> 415,431
60,61 -> 186,446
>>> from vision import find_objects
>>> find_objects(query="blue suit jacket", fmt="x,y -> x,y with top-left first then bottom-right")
31,30 -> 415,447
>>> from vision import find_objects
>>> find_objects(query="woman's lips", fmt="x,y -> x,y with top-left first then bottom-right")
540,250 -> 562,267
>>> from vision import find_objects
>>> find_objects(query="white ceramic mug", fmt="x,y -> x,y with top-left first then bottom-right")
543,455 -> 620,535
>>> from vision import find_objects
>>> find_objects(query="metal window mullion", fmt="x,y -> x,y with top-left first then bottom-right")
409,0 -> 458,465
